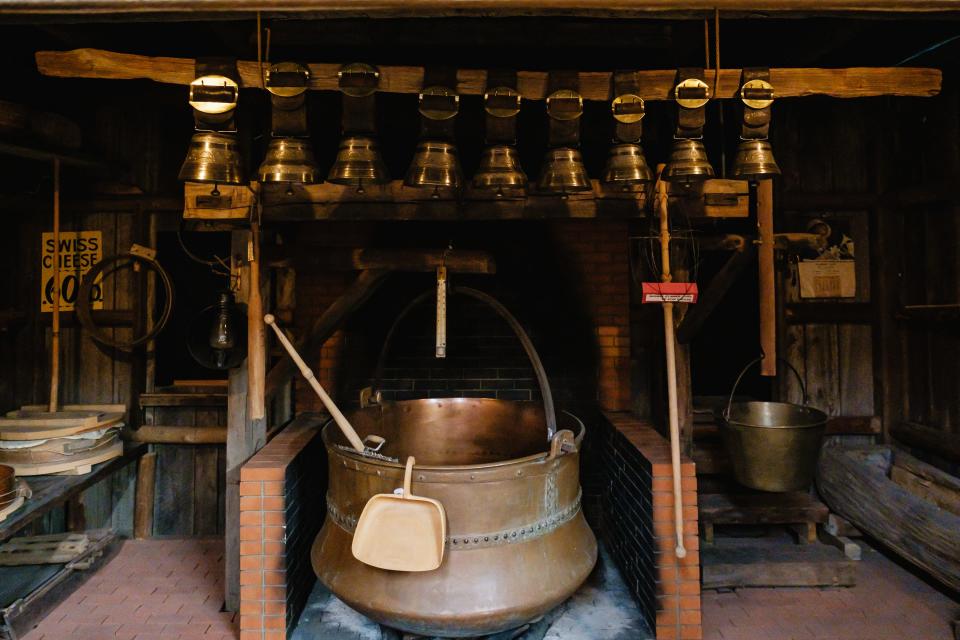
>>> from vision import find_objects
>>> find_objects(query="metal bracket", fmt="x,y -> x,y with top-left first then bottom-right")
612,93 -> 645,123
546,89 -> 583,121
675,77 -> 710,109
419,86 -> 459,120
338,62 -> 380,97
741,78 -> 775,109
188,75 -> 238,115
484,86 -> 522,118
265,62 -> 310,98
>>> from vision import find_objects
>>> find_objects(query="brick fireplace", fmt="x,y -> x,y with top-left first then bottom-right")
239,218 -> 700,639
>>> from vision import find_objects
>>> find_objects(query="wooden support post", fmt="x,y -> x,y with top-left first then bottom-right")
225,230 -> 264,613
757,180 -> 777,376
48,157 -> 60,412
134,451 -> 156,539
247,224 -> 267,447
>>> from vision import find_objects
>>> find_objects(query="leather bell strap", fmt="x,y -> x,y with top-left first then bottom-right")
340,66 -> 379,135
612,70 -> 643,144
547,70 -> 582,148
740,67 -> 772,140
674,66 -> 707,140
192,58 -> 240,132
484,69 -> 519,145
419,66 -> 458,141
269,64 -> 310,137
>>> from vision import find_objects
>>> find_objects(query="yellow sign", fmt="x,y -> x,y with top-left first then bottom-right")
40,231 -> 104,312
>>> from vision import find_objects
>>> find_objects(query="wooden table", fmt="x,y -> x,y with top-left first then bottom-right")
0,444 -> 147,540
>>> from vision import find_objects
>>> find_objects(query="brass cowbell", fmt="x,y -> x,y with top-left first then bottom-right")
405,141 -> 463,191
731,139 -> 781,181
328,136 -> 390,191
178,131 -> 245,185
258,137 -> 322,184
472,145 -> 527,196
602,143 -> 653,187
538,148 -> 592,195
664,138 -> 714,184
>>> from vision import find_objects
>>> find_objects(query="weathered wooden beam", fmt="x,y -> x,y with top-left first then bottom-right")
35,49 -> 942,101
676,235 -> 755,344
264,269 -> 390,399
891,422 -> 960,463
124,425 -> 227,444
284,248 -> 497,274
0,99 -> 81,149
11,1 -> 960,17
133,451 -> 156,539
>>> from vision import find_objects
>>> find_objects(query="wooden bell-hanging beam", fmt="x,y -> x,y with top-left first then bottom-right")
35,49 -> 942,101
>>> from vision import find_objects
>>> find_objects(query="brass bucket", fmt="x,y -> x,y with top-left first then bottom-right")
721,358 -> 827,492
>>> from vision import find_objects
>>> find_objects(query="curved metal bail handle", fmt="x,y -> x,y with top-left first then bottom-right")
725,355 -> 808,419
372,286 -> 559,439
402,456 -> 416,498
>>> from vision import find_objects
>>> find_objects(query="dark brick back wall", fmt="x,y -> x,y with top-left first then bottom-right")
284,433 -> 327,633
367,296 -> 539,403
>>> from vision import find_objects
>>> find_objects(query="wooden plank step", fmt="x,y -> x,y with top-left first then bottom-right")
0,532 -> 89,566
138,393 -> 227,408
699,491 -> 830,525
702,537 -> 858,589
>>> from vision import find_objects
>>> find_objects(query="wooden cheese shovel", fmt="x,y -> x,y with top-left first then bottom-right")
351,456 -> 446,572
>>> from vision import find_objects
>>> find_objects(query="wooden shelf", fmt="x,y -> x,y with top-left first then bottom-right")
184,178 -> 751,222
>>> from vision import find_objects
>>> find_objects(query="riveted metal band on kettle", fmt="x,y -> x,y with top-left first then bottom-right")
190,58 -> 240,132
484,69 -> 521,145
418,66 -> 460,140
265,62 -> 310,137
338,62 -> 380,136
611,70 -> 645,144
546,70 -> 584,148
673,67 -> 710,140
739,67 -> 774,140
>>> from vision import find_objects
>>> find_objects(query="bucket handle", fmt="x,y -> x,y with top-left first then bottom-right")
724,356 -> 807,420
372,286 -> 558,439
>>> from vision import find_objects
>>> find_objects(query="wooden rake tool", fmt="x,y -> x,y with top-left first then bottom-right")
263,314 -> 396,462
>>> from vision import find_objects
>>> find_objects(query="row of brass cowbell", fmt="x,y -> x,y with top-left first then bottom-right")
179,64 -> 780,197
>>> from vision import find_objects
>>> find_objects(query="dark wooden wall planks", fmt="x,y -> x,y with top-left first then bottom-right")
773,98 -> 876,419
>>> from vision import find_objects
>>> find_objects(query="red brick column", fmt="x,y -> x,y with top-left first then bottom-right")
238,417 -> 325,640
552,221 -> 631,411
603,413 -> 701,640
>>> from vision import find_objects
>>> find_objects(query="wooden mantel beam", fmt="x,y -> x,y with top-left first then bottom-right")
35,49 -> 941,101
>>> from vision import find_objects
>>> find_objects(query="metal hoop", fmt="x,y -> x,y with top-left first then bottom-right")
372,286 -> 558,439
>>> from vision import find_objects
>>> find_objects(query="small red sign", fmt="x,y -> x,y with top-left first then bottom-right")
641,282 -> 699,304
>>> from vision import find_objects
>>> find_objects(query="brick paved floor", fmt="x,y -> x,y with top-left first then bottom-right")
17,535 -> 960,640
21,538 -> 236,640
703,540 -> 959,640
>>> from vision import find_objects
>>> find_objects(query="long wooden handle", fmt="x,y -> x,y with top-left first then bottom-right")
657,172 -> 687,560
263,314 -> 365,453
403,456 -> 415,498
